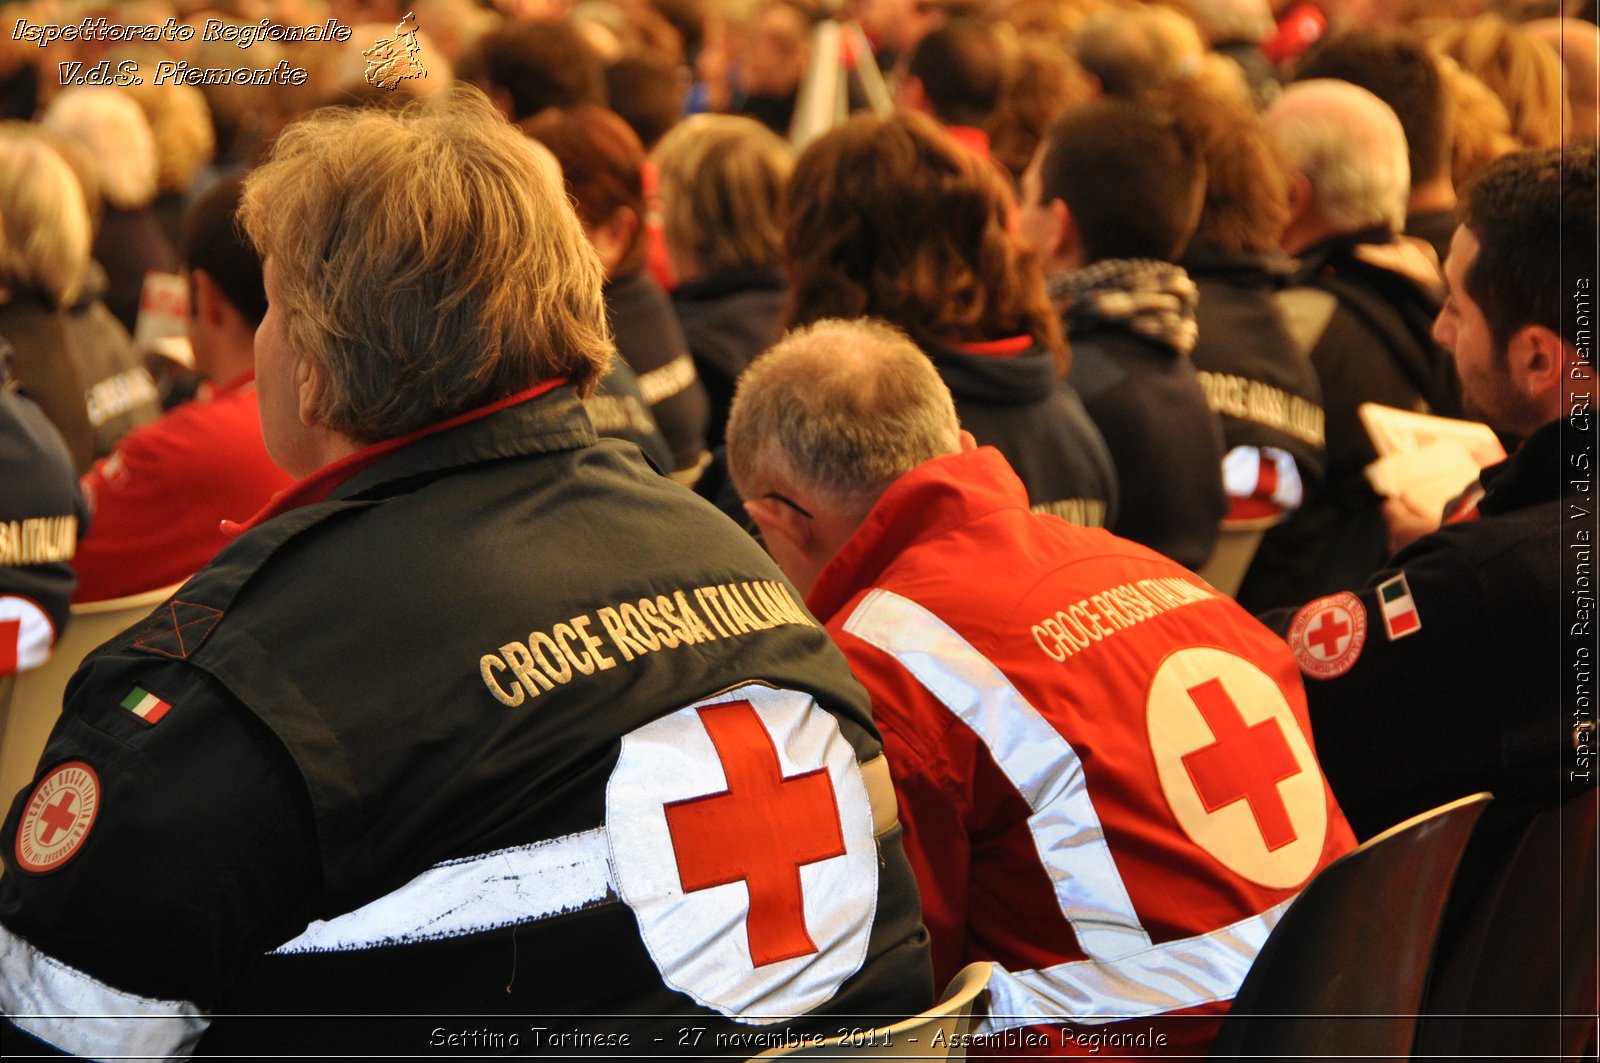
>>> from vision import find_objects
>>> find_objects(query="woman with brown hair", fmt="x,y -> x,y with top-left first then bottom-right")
523,104 -> 710,481
783,111 -> 1117,528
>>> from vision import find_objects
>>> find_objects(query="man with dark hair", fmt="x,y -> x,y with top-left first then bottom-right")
459,19 -> 607,122
899,18 -> 1006,156
1019,99 -> 1227,570
1268,143 -> 1596,841
0,89 -> 932,1056
69,176 -> 292,602
1294,27 -> 1458,262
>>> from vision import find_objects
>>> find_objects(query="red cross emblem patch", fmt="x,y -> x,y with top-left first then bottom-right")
15,761 -> 100,873
1147,648 -> 1329,889
606,684 -> 876,1023
1287,592 -> 1367,679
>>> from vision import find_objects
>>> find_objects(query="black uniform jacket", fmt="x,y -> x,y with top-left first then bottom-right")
926,338 -> 1120,531
0,385 -> 932,1056
1263,418 -> 1587,841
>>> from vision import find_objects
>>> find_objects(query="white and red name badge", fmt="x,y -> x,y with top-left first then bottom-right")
606,683 -> 877,1024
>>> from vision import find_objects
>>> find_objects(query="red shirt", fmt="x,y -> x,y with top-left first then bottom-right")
73,374 -> 292,602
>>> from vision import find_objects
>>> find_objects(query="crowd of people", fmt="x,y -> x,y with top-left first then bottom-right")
0,0 -> 1594,1056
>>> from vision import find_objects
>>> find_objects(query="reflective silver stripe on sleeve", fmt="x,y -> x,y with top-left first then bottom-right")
843,588 -> 1153,962
977,898 -> 1291,1032
276,756 -> 898,956
273,827 -> 615,954
1,922 -> 209,1060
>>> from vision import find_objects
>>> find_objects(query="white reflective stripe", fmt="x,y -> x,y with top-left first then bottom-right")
270,753 -> 894,958
273,828 -> 614,954
0,922 -> 208,1060
977,897 -> 1291,1032
842,589 -> 1152,960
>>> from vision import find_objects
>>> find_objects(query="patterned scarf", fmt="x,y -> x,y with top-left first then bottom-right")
1047,258 -> 1200,357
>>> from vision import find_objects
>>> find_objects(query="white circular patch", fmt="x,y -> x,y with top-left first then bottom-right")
605,683 -> 877,1024
1146,648 -> 1328,890
0,595 -> 56,674
16,761 -> 100,873
1286,592 -> 1367,679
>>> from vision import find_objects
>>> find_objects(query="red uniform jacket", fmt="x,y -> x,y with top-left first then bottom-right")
808,447 -> 1356,1056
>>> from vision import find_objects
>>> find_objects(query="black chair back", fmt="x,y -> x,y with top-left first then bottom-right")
1415,788 -> 1599,1060
1209,792 -> 1491,1061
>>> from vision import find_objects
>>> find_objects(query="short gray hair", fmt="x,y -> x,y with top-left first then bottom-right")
726,319 -> 961,516
1267,79 -> 1410,234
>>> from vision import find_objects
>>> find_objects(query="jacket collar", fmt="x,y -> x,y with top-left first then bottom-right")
1479,417 -> 1567,516
806,447 -> 1028,622
226,378 -> 588,535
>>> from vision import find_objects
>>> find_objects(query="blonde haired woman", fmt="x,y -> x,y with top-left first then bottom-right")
42,86 -> 180,333
0,127 -> 159,471
654,113 -> 793,447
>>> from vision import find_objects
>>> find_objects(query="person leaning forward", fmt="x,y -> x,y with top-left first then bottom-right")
0,88 -> 933,1057
725,318 -> 1354,1058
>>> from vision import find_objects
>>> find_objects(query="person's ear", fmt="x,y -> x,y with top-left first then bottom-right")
191,269 -> 226,326
897,75 -> 930,115
590,206 -> 640,274
1284,171 -> 1315,233
744,495 -> 818,558
1507,324 -> 1568,405
1051,199 -> 1076,262
958,429 -> 978,453
296,356 -> 327,430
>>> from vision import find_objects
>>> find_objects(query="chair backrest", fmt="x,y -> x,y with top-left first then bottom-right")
1209,792 -> 1492,1061
1414,788 -> 1599,1059
0,583 -> 183,807
1196,516 -> 1278,598
752,961 -> 993,1060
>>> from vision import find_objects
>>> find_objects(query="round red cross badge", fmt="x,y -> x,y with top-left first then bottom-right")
1287,592 -> 1367,679
1147,648 -> 1329,890
16,761 -> 100,873
605,683 -> 877,1024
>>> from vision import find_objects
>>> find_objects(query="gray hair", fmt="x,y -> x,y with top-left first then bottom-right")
42,87 -> 159,211
726,319 -> 961,517
1190,0 -> 1275,46
1266,79 -> 1410,234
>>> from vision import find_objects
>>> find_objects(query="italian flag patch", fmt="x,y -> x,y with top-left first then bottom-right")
1377,574 -> 1422,641
120,685 -> 173,725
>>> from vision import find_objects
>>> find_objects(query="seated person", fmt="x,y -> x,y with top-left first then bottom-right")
0,89 -> 932,1057
1020,98 -> 1228,569
0,340 -> 86,677
524,105 -> 711,480
655,114 -> 793,449
727,317 -> 1355,1057
1241,80 -> 1461,611
72,176 -> 293,602
1265,144 -> 1596,843
785,112 -> 1119,531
